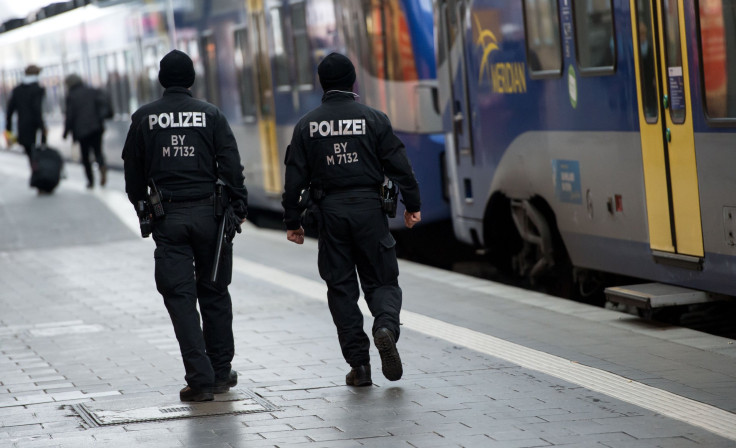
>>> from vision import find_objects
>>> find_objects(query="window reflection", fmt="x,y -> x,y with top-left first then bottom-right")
636,0 -> 658,122
699,0 -> 736,119
572,0 -> 615,71
523,0 -> 562,74
662,0 -> 685,123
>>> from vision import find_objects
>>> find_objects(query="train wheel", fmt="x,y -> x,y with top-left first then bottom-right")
505,197 -> 575,298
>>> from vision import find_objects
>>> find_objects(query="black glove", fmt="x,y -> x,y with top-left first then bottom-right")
224,205 -> 242,242
231,199 -> 247,220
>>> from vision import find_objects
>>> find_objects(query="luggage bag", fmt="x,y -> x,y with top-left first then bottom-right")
30,145 -> 63,193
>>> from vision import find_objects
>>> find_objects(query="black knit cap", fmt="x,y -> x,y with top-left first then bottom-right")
318,53 -> 356,91
158,50 -> 195,88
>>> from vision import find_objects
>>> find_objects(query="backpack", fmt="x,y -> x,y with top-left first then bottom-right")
95,89 -> 114,120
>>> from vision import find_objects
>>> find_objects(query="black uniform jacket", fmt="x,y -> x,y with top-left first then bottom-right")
5,81 -> 45,148
63,84 -> 107,141
122,87 -> 247,212
282,91 -> 420,230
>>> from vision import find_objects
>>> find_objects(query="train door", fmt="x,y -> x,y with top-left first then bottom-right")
438,0 -> 475,167
248,0 -> 281,194
631,0 -> 704,263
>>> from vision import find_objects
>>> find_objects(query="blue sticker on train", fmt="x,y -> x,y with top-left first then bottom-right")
552,159 -> 582,204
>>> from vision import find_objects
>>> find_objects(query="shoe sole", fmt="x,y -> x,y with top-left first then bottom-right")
211,382 -> 236,394
374,329 -> 403,381
212,375 -> 238,394
346,377 -> 372,387
180,393 -> 214,402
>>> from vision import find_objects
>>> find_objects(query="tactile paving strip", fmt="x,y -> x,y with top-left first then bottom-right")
71,389 -> 279,427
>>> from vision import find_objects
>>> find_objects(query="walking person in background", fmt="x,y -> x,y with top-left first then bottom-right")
282,53 -> 422,387
63,74 -> 112,189
4,64 -> 46,166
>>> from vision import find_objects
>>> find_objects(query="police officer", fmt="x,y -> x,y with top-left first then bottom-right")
122,50 -> 248,402
282,53 -> 421,387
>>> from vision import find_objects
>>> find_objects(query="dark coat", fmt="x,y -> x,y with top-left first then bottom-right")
122,87 -> 247,212
63,84 -> 111,141
282,91 -> 421,230
5,81 -> 45,148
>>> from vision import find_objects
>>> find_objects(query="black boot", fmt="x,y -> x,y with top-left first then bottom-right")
374,328 -> 403,381
212,370 -> 238,394
345,364 -> 372,387
179,385 -> 214,402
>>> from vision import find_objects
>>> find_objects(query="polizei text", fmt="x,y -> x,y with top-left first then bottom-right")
149,112 -> 207,130
309,119 -> 366,138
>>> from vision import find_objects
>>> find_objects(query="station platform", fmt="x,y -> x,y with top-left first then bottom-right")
1,149 -> 735,448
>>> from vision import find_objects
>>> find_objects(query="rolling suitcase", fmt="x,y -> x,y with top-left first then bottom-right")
30,145 -> 63,193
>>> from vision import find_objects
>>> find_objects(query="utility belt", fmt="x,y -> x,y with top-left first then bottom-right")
311,183 -> 397,217
161,195 -> 214,211
137,178 -> 224,238
313,186 -> 379,200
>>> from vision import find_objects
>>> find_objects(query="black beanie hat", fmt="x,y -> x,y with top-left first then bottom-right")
318,53 -> 356,91
158,50 -> 195,88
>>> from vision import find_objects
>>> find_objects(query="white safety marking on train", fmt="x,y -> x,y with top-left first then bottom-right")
232,257 -> 736,442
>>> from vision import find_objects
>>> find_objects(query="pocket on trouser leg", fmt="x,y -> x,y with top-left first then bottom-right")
317,238 -> 332,282
154,246 -> 174,296
378,233 -> 399,280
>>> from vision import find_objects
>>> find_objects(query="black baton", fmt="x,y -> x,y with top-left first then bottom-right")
211,214 -> 226,282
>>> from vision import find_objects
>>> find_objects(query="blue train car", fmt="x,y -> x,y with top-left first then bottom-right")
0,0 -> 449,230
435,0 -> 736,301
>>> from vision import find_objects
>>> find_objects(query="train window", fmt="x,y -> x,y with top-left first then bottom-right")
180,39 -> 206,101
92,55 -> 106,88
522,0 -> 563,76
572,0 -> 615,74
141,44 -> 163,104
698,0 -> 736,120
360,0 -> 419,82
125,50 -> 140,112
291,2 -> 312,87
635,0 -> 658,123
200,34 -> 220,106
661,0 -> 685,123
41,65 -> 63,119
234,28 -> 257,120
110,52 -> 130,115
269,7 -> 290,89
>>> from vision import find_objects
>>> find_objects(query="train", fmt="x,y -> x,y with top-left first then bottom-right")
0,0 -> 449,230
434,0 -> 736,306
3,0 -> 735,311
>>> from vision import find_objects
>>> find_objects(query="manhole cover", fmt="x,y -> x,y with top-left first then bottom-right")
71,389 -> 278,426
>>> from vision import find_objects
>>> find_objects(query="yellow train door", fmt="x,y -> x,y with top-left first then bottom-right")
631,0 -> 704,263
248,0 -> 281,194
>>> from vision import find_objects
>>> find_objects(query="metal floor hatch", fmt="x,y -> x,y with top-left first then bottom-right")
71,388 -> 279,427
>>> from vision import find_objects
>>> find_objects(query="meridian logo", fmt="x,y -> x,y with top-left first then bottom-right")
474,14 -> 527,94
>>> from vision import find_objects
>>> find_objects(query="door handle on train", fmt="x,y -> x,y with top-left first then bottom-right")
666,128 -> 671,142
663,94 -> 669,109
453,112 -> 464,134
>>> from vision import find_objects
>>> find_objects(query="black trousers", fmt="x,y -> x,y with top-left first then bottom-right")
317,193 -> 402,368
21,142 -> 34,166
78,130 -> 105,185
152,204 -> 234,388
